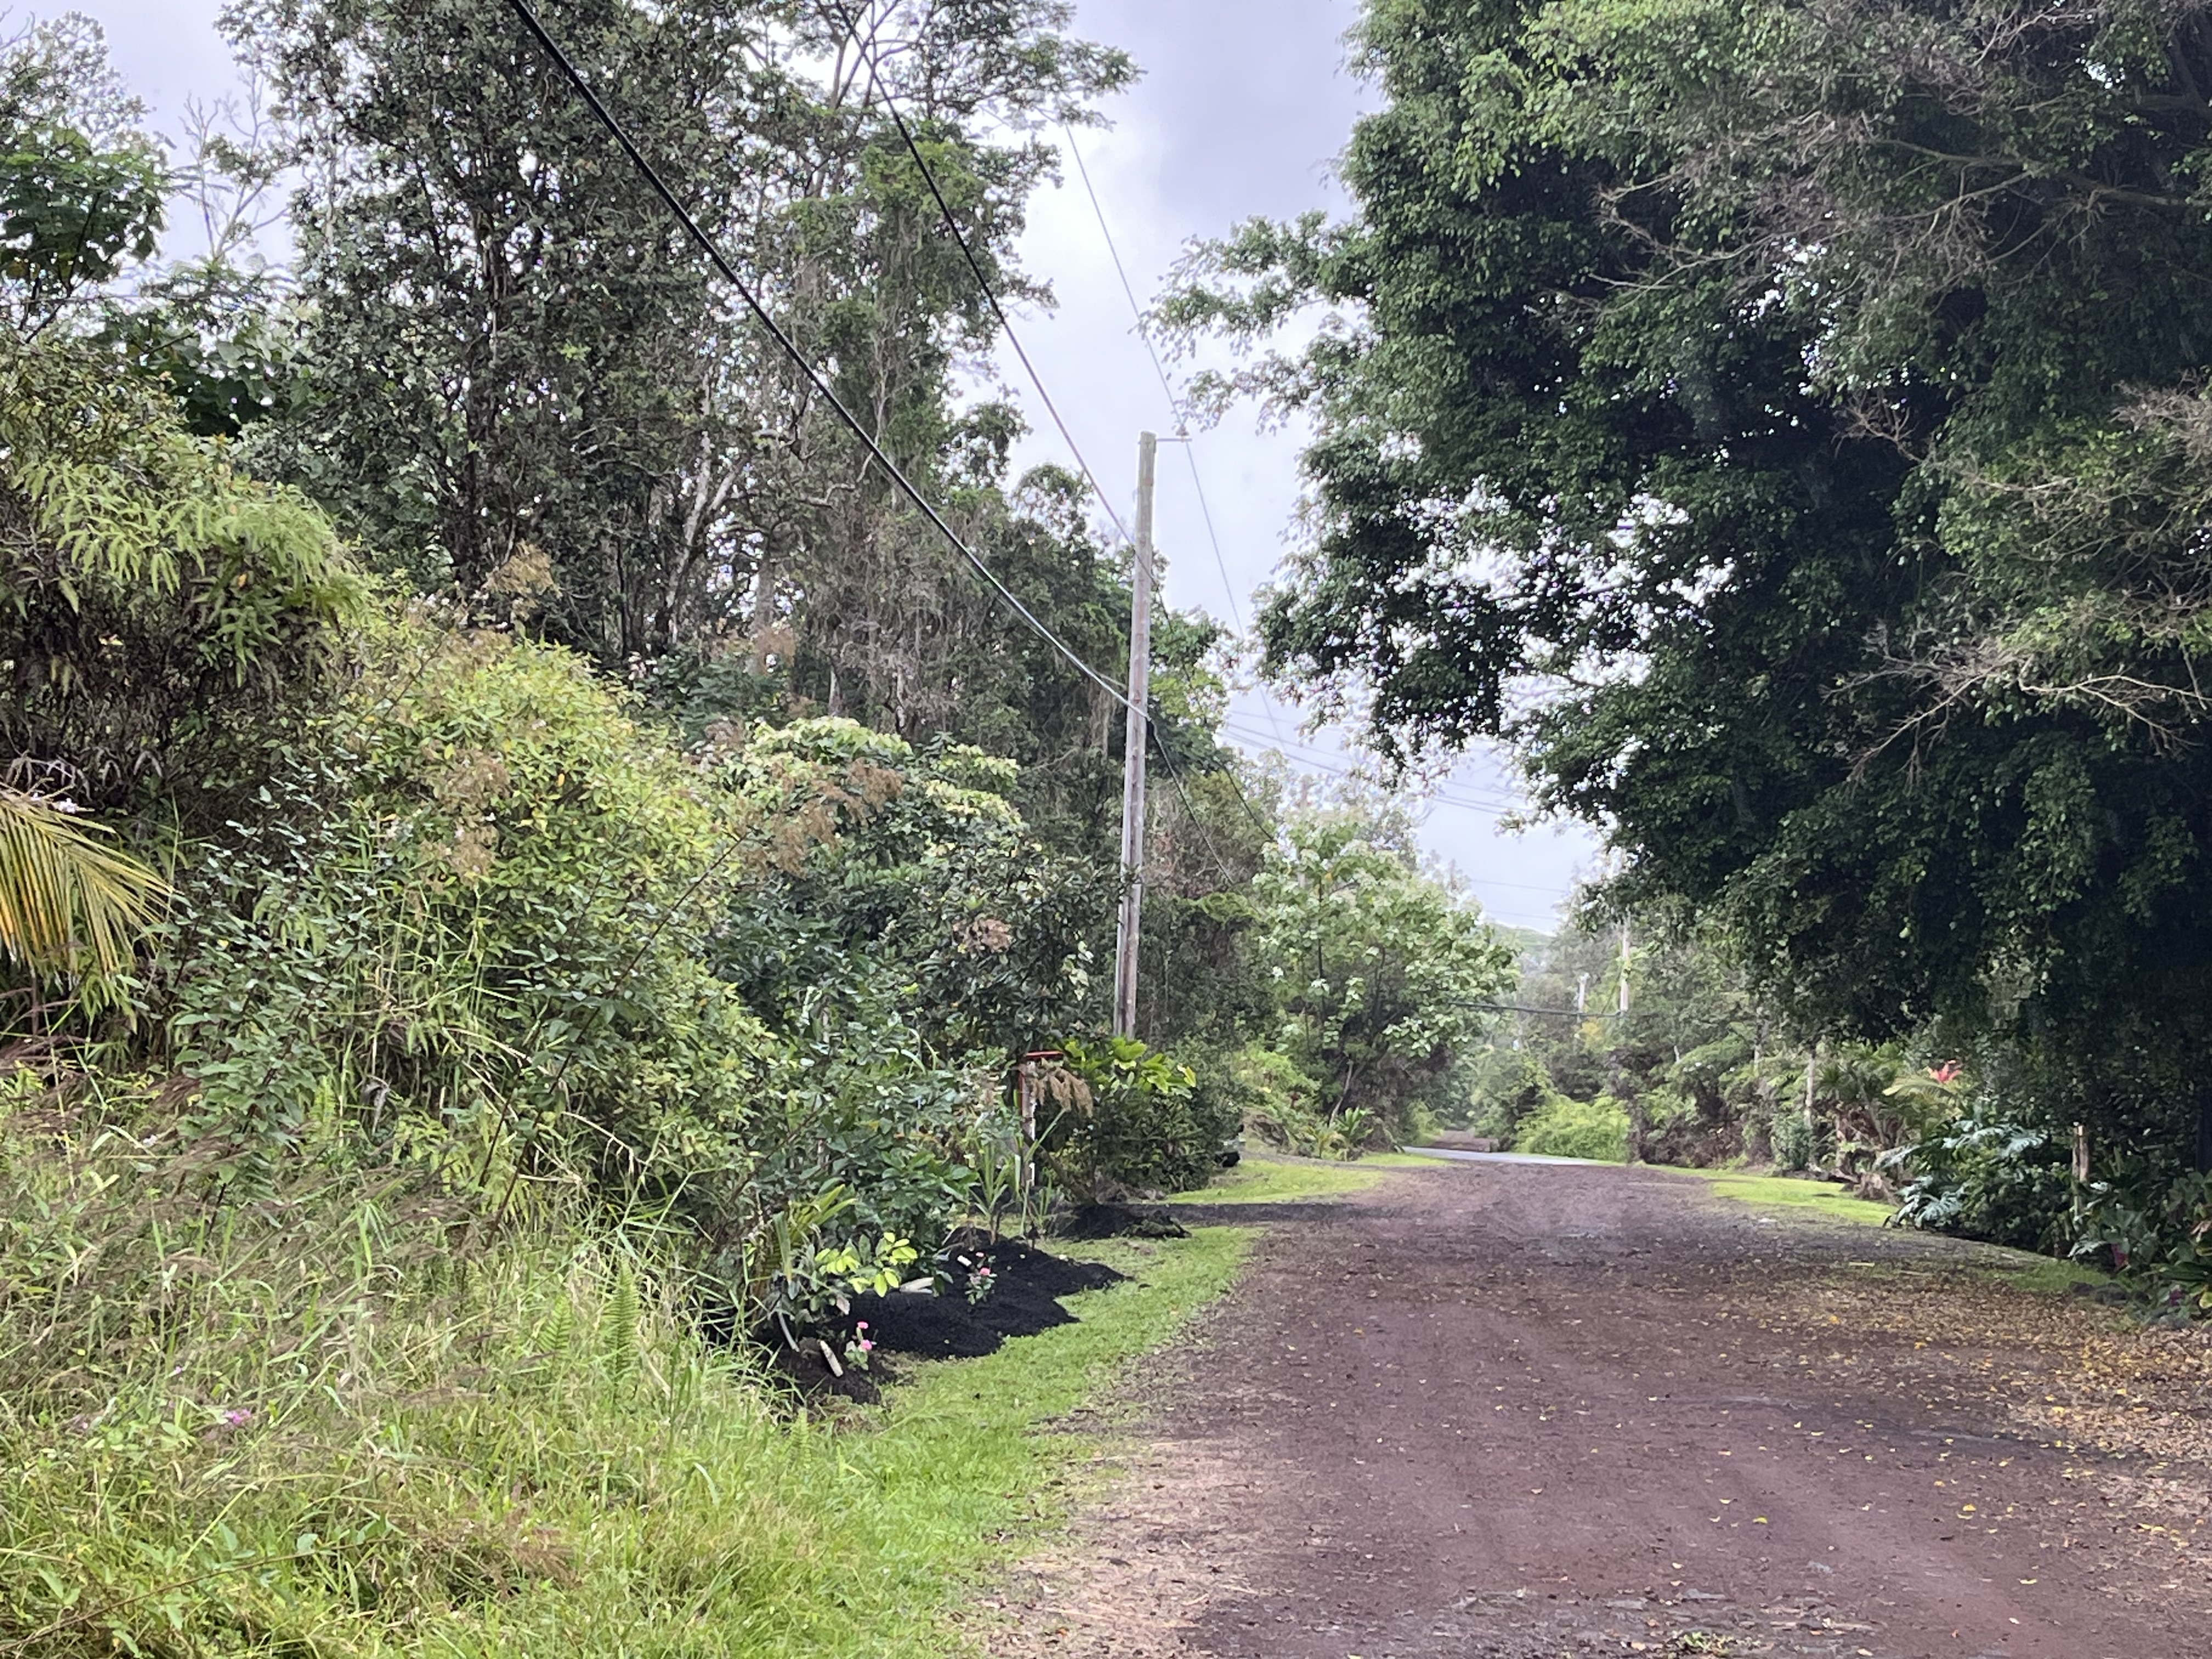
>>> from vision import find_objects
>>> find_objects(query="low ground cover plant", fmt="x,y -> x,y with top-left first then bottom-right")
0,1073 -> 1246,1657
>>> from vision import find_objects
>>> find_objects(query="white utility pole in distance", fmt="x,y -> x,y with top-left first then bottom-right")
1618,921 -> 1632,1017
1113,431 -> 1158,1039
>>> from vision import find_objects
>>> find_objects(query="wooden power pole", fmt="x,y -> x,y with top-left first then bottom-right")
1113,431 -> 1158,1039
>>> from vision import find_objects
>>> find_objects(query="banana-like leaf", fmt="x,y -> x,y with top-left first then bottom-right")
0,788 -> 168,981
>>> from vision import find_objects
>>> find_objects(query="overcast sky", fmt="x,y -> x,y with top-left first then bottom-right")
59,0 -> 1600,930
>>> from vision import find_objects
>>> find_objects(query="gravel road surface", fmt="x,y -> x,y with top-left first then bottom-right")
988,1158 -> 2212,1659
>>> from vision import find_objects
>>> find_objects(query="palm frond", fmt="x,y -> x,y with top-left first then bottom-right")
0,788 -> 168,981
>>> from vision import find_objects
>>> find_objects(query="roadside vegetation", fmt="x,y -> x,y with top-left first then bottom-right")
1166,0 -> 2212,1311
0,8 -> 1509,1651
15,0 -> 2212,1645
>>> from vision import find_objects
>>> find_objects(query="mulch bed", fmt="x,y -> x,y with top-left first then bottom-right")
1054,1202 -> 1188,1240
816,1235 -> 1127,1364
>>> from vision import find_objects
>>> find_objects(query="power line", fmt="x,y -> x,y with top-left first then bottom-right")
519,0 -> 1282,890
1063,128 -> 1297,748
1449,1001 -> 1622,1019
1215,703 -> 1541,822
1217,722 -> 1528,813
827,1 -> 1138,554
503,0 -> 1132,718
814,14 -> 1277,850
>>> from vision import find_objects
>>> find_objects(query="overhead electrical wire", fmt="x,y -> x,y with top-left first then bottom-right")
510,0 -> 1530,912
502,0 -> 1135,720
1452,1001 -> 1623,1019
1219,722 -> 1530,814
825,1 -> 1139,552
1062,127 -> 1298,747
817,7 -> 1255,879
809,9 -> 1276,854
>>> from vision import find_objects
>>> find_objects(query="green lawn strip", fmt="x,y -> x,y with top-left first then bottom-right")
768,1224 -> 1251,1658
1662,1166 -> 1900,1227
1165,1149 -> 1430,1205
1662,1166 -> 2119,1297
0,1227 -> 1248,1659
1981,1252 -> 2112,1296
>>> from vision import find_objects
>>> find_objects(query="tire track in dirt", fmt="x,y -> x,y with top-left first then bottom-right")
986,1158 -> 2212,1658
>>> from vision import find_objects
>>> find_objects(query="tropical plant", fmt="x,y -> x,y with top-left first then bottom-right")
0,331 -> 365,821
0,785 -> 167,994
1051,1034 -> 1237,1197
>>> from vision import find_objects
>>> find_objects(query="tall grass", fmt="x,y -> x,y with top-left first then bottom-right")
0,1078 -> 1246,1657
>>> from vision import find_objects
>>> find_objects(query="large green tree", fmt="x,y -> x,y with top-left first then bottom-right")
1167,0 -> 2212,1162
1252,795 -> 1513,1135
229,0 -> 1130,668
0,13 -> 163,340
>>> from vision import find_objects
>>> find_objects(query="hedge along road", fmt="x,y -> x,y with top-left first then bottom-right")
986,1157 -> 2212,1659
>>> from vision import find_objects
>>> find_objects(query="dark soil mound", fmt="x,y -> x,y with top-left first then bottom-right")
1057,1202 -> 1189,1240
769,1339 -> 885,1404
819,1237 -> 1126,1360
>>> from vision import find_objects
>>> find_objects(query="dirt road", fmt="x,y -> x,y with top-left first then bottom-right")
989,1158 -> 2212,1659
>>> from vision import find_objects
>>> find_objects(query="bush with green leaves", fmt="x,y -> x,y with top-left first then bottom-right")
1889,1113 -> 2070,1252
159,608 -> 776,1218
1218,1040 -> 1375,1161
146,610 -> 1137,1327
0,333 -> 365,824
1469,1047 -> 1561,1146
702,717 -> 1109,1068
1048,1035 -> 1238,1197
1511,1093 -> 1630,1163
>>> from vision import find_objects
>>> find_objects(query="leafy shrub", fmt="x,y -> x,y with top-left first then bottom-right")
160,608 -> 777,1214
1469,1047 -> 1560,1146
1890,1112 -> 2070,1250
1053,1035 -> 1237,1195
0,334 -> 365,821
150,614 -> 1105,1325
702,718 -> 1108,1065
1511,1092 -> 1630,1161
1216,1040 -> 1384,1160
1769,1103 -> 1820,1173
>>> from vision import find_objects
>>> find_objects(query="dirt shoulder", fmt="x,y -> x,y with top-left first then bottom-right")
985,1158 -> 2212,1659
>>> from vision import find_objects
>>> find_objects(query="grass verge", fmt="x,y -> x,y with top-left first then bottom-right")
1667,1169 -> 2117,1295
792,1223 -> 1249,1657
1983,1252 -> 2112,1295
1664,1166 -> 1899,1226
0,1192 -> 1247,1659
1166,1149 -> 1430,1205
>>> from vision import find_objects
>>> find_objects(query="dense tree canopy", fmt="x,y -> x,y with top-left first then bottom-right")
227,0 -> 1130,667
1252,795 -> 1512,1136
1167,0 -> 2212,1158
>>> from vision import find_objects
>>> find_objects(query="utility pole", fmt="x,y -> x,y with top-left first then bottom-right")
1113,431 -> 1158,1039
